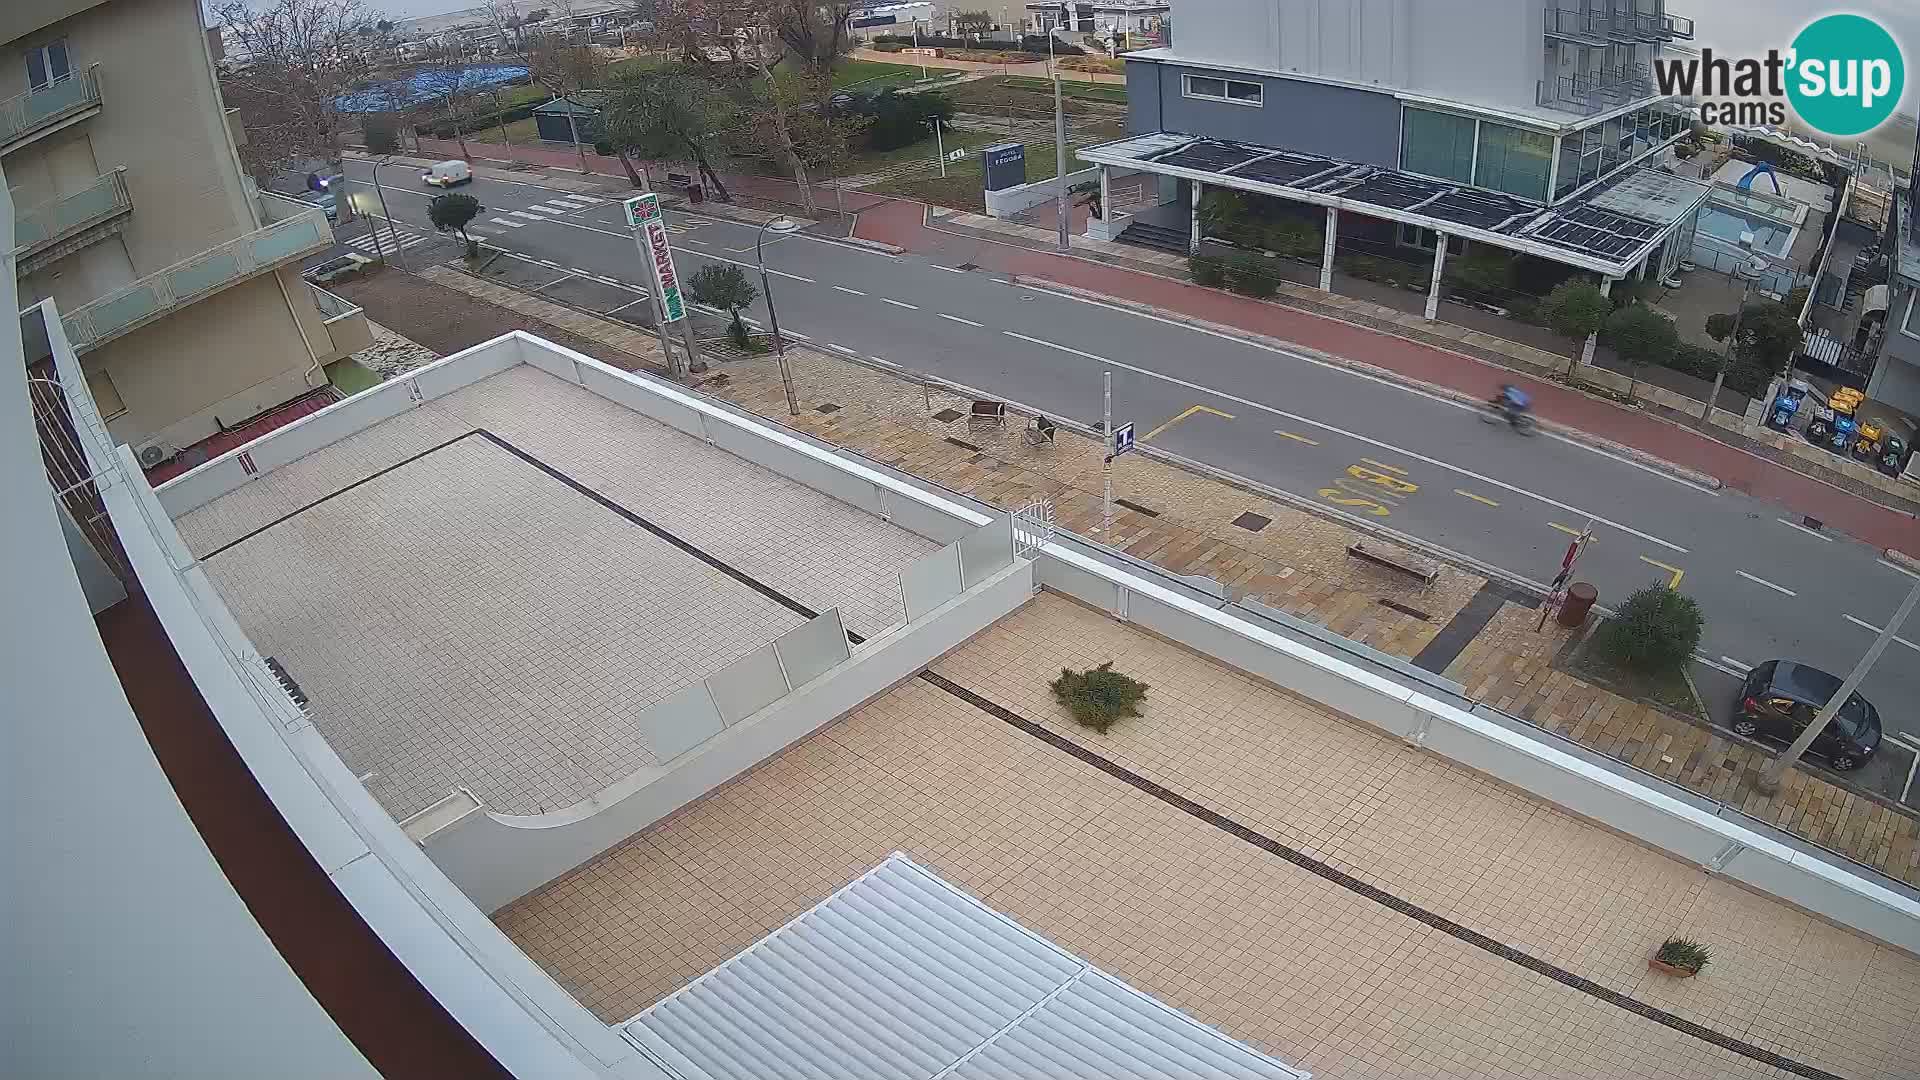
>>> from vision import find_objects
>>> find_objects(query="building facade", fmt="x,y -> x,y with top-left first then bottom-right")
1866,133 -> 1920,420
3,0 -> 368,467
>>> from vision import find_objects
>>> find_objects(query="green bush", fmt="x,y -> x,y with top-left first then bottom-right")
594,139 -> 614,156
1227,254 -> 1277,298
1050,661 -> 1148,734
1598,585 -> 1704,674
1655,937 -> 1712,974
1189,254 -> 1226,287
870,41 -> 907,52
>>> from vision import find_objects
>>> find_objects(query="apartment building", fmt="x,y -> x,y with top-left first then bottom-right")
1081,0 -> 1710,318
3,0 -> 368,468
1866,151 -> 1920,429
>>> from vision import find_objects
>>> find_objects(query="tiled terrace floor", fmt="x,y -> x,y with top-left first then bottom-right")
181,365 -> 936,818
499,594 -> 1920,1080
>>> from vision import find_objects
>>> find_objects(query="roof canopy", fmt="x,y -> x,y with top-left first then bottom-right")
1080,132 -> 1712,276
624,854 -> 1311,1080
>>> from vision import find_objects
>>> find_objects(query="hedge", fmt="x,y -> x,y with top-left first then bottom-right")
418,102 -> 539,139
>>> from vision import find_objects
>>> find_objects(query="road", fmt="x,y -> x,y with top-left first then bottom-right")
339,161 -> 1920,787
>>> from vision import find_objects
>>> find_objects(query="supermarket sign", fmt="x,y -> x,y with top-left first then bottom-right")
623,193 -> 685,322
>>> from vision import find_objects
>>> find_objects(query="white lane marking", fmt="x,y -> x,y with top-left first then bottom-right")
880,297 -> 919,310
605,298 -> 652,315
569,266 -> 593,274
1718,656 -> 1753,673
1693,653 -> 1747,677
1881,558 -> 1920,580
1012,280 -> 1719,494
833,285 -> 867,295
556,194 -> 601,205
1841,613 -> 1920,652
537,258 -> 563,268
488,216 -> 526,228
508,210 -> 546,221
798,235 -> 901,258
541,216 -> 816,280
930,263 -> 967,273
1776,518 -> 1834,542
999,328 -> 1690,552
938,312 -> 984,327
534,273 -> 576,289
784,329 -> 811,340
683,238 -> 709,246
591,275 -> 622,285
1735,570 -> 1797,596
523,204 -> 566,215
740,316 -> 762,329
827,343 -> 858,355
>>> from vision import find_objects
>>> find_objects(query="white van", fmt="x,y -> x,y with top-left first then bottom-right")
422,160 -> 472,187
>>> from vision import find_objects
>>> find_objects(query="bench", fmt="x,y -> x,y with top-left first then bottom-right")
969,400 -> 1007,425
1346,542 -> 1439,585
665,171 -> 695,189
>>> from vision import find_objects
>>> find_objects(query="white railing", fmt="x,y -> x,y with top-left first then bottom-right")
60,206 -> 333,353
13,167 -> 130,256
309,282 -> 358,319
0,65 -> 101,148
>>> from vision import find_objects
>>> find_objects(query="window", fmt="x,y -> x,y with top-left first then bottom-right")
84,369 -> 125,420
1182,73 -> 1262,107
1902,291 -> 1920,340
1555,134 -> 1582,200
1401,107 -> 1476,184
26,39 -> 71,91
1475,122 -> 1552,202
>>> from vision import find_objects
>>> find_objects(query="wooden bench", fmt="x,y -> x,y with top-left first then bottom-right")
665,171 -> 695,189
1346,542 -> 1439,585
969,400 -> 1007,425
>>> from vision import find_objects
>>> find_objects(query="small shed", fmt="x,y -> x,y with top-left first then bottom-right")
532,93 -> 605,143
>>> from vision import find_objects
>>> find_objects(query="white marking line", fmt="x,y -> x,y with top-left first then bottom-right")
1693,654 -> 1747,677
569,266 -> 593,275
488,216 -> 526,228
534,274 -> 576,290
880,297 -> 919,310
524,204 -> 565,215
1718,656 -> 1753,673
1011,280 -> 1718,495
605,298 -> 652,315
833,285 -> 867,295
930,264 -> 967,273
1881,558 -> 1920,580
1776,517 -> 1833,542
1735,570 -> 1796,596
740,316 -> 763,329
540,216 -> 816,280
683,238 -> 709,246
1841,613 -> 1920,652
508,210 -> 545,221
938,312 -> 984,327
1017,327 -> 1691,554
537,258 -> 563,268
827,343 -> 858,355
591,275 -> 622,285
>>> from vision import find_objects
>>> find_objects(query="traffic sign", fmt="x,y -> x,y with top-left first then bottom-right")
1112,422 -> 1136,457
947,147 -> 968,162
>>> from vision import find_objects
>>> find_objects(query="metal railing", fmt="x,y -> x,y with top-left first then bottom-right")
1544,6 -> 1610,43
13,168 -> 131,258
309,282 -> 359,319
60,206 -> 333,353
0,65 -> 101,150
1663,13 -> 1694,39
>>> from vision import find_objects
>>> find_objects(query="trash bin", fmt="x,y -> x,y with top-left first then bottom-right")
687,183 -> 704,205
1557,582 -> 1597,628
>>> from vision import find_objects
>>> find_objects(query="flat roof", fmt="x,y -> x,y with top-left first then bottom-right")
1079,132 -> 1712,275
179,364 -> 936,820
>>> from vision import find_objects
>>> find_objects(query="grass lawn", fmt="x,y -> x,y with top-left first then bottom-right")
325,358 -> 383,397
828,59 -> 925,89
1000,75 -> 1128,104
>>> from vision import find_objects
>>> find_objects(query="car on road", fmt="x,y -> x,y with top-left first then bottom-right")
299,188 -> 338,222
1732,660 -> 1882,771
303,253 -> 372,285
422,160 -> 473,187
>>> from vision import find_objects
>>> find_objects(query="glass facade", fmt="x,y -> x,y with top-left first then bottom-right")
1476,123 -> 1553,202
1550,104 -> 1688,204
1401,108 -> 1476,185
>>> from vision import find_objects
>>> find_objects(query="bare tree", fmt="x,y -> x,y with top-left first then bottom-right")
765,1 -> 852,83
215,0 -> 388,179
413,44 -> 486,160
494,0 -> 606,172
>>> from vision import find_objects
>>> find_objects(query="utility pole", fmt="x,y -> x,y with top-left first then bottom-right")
370,159 -> 407,270
1701,244 -> 1767,430
1053,74 -> 1070,251
1760,577 -> 1919,789
1100,369 -> 1113,533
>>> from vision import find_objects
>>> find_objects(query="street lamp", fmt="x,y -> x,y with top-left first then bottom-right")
368,157 -> 407,270
757,215 -> 801,416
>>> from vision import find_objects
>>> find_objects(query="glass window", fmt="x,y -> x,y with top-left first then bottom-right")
1578,125 -> 1603,188
1401,107 -> 1476,184
1555,134 -> 1582,200
1902,291 -> 1920,338
1476,122 -> 1553,202
27,39 -> 69,90
1182,74 -> 1261,107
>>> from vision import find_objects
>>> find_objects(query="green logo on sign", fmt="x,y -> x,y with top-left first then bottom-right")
1786,14 -> 1905,137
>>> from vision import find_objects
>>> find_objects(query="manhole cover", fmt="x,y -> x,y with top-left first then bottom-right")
1232,511 -> 1271,532
932,408 -> 964,423
815,403 -> 841,413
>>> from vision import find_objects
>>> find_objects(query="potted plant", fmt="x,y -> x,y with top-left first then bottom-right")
1649,937 -> 1711,978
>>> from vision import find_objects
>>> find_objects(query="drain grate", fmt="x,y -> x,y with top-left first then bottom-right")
945,436 -> 983,452
1232,511 -> 1271,532
932,407 -> 964,423
814,403 -> 841,414
1114,498 -> 1160,518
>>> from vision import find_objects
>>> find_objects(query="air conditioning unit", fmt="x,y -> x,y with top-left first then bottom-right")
138,444 -> 168,467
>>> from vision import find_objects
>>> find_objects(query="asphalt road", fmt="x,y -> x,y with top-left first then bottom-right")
341,162 -> 1920,796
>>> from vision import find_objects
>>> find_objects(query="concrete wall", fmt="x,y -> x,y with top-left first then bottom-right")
1135,61 -> 1401,167
984,165 -> 1099,219
413,560 -> 1034,914
1868,284 -> 1920,415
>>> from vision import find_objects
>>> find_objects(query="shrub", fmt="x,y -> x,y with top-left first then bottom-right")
1050,661 -> 1148,734
1190,254 -> 1226,287
1655,937 -> 1712,975
594,139 -> 614,156
728,317 -> 752,349
1598,585 -> 1704,675
1227,253 -> 1277,298
870,41 -> 907,52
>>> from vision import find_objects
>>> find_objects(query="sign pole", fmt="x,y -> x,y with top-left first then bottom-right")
1102,370 -> 1113,534
624,193 -> 696,379
630,224 -> 678,375
934,118 -> 947,178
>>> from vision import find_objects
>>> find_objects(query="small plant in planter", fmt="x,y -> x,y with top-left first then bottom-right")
1650,937 -> 1711,978
1050,661 -> 1148,735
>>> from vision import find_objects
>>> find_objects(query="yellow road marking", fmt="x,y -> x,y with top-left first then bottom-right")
1359,457 -> 1407,475
1454,488 -> 1499,507
1142,404 -> 1235,442
1547,522 -> 1587,537
1639,555 -> 1684,590
1276,430 -> 1320,446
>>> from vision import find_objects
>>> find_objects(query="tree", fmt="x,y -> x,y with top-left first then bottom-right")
602,67 -> 740,200
1602,303 -> 1679,402
376,17 -> 394,32
953,10 -> 992,35
214,0 -> 385,179
1535,278 -> 1611,376
765,1 -> 854,83
490,0 -> 604,171
414,44 -> 485,160
1715,299 -> 1800,377
1598,585 -> 1703,675
685,263 -> 759,345
429,192 -> 485,255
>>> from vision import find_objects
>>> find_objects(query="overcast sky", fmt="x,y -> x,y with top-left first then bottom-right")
1689,0 -> 1919,112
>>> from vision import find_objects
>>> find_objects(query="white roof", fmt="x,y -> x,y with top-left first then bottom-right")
623,854 -> 1310,1080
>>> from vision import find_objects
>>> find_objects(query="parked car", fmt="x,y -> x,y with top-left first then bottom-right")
422,159 -> 473,187
303,252 -> 372,285
1732,660 -> 1882,770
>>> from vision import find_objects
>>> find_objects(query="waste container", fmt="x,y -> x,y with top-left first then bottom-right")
687,183 -> 704,205
1557,582 -> 1597,628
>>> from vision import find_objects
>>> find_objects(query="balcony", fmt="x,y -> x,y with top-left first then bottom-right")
0,65 -> 101,155
58,205 -> 333,353
1663,13 -> 1694,40
13,168 -> 133,275
1544,6 -> 1610,46
1538,63 -> 1658,114
309,282 -> 373,360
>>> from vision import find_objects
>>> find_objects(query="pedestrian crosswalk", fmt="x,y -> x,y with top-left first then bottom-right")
480,195 -> 715,234
340,226 -> 429,254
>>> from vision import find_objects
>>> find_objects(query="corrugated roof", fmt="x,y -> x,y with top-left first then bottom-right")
623,854 -> 1310,1080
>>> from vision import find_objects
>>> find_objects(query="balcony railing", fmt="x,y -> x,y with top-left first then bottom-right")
1663,13 -> 1693,39
0,66 -> 101,152
311,282 -> 357,319
1538,63 -> 1660,113
59,206 -> 333,353
13,168 -> 132,268
1544,6 -> 1610,45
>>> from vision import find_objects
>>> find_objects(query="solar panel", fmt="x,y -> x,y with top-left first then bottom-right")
1424,190 -> 1535,230
1154,141 -> 1264,172
1231,153 -> 1338,187
1339,172 -> 1449,209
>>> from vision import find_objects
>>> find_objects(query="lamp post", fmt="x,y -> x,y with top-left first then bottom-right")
369,158 -> 407,270
1699,238 -> 1768,430
757,215 -> 801,416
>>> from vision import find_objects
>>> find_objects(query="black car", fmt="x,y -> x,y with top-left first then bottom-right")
1733,660 -> 1882,770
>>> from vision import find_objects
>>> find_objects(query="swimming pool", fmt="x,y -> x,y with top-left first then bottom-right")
1695,204 -> 1794,256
